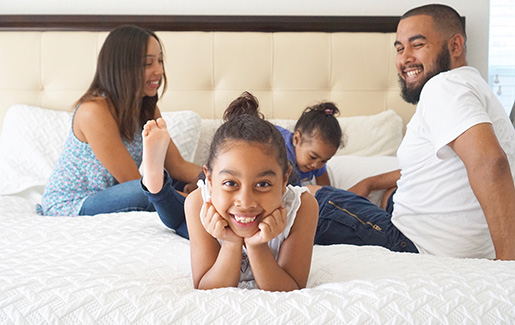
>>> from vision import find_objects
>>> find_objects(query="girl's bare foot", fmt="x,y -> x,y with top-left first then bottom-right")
142,118 -> 170,193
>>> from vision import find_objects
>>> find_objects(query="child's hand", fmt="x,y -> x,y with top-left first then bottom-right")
245,206 -> 287,246
202,199 -> 242,243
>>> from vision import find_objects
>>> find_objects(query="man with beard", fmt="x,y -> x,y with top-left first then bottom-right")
314,4 -> 515,260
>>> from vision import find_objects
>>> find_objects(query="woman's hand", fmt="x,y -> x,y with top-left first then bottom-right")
245,206 -> 287,246
201,199 -> 242,243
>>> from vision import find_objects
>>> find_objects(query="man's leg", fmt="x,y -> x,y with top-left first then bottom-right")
314,186 -> 417,253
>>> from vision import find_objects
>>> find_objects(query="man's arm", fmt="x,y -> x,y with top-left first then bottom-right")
449,123 -> 515,260
347,169 -> 401,198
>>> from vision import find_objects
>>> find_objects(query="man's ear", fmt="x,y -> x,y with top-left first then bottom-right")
449,33 -> 466,58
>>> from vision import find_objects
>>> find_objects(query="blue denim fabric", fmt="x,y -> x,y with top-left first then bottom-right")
79,179 -> 156,215
79,170 -> 189,239
140,170 -> 189,239
314,186 -> 417,253
385,189 -> 396,215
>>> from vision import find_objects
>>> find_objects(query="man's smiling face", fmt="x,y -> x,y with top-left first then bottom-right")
394,15 -> 451,104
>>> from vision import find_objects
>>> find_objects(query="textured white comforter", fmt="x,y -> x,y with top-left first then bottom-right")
1,195 -> 514,324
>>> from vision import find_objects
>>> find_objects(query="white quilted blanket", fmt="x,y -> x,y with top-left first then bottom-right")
1,195 -> 514,324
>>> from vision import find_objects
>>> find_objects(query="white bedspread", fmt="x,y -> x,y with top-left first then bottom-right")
1,195 -> 514,324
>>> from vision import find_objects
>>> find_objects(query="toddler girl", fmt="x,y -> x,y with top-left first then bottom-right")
276,103 -> 343,186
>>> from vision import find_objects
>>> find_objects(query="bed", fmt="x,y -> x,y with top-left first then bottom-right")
1,15 -> 514,324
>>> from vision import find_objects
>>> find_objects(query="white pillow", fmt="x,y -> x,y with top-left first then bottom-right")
192,111 -> 402,166
191,118 -> 297,166
0,105 -> 201,196
260,111 -> 403,157
271,113 -> 403,157
0,105 -> 72,196
336,110 -> 404,156
327,155 -> 399,206
160,110 -> 201,163
270,119 -> 296,131
192,119 -> 223,166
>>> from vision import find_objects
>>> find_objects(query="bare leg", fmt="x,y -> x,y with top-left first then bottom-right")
142,118 -> 170,194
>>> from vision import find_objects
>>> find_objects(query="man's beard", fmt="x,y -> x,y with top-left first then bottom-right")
398,44 -> 451,104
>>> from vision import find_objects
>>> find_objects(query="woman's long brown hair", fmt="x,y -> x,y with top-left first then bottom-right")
76,24 -> 168,141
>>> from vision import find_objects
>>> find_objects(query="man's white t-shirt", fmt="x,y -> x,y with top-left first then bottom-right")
392,66 -> 515,259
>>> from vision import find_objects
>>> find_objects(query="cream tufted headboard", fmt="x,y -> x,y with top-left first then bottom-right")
0,15 -> 415,133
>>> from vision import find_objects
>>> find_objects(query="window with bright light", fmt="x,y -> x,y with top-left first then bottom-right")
488,0 -> 515,115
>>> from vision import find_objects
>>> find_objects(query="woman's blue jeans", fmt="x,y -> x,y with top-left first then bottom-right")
79,179 -> 156,215
314,186 -> 418,253
79,170 -> 189,239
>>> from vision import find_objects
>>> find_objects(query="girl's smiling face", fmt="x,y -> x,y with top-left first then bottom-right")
206,141 -> 288,238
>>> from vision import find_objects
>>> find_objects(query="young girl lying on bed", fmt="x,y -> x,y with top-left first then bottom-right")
275,102 -> 343,186
39,24 -> 201,217
141,93 -> 318,291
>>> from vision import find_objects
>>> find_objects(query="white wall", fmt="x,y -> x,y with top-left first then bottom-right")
0,0 -> 489,78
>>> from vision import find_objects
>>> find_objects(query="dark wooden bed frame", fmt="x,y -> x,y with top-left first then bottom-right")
0,15 -> 401,32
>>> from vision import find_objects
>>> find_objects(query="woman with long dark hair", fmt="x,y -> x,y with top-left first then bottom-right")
39,25 -> 201,217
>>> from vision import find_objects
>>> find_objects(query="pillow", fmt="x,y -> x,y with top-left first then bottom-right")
0,105 -> 201,196
327,155 -> 399,206
191,111 -> 402,165
192,118 -> 297,166
265,112 -> 403,157
336,110 -> 404,156
269,119 -> 296,131
160,110 -> 201,163
192,119 -> 223,166
0,105 -> 72,196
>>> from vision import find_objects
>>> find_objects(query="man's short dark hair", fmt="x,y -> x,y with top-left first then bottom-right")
401,4 -> 466,42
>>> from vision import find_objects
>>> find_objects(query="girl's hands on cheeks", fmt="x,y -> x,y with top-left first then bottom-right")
202,199 -> 242,244
245,206 -> 287,246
